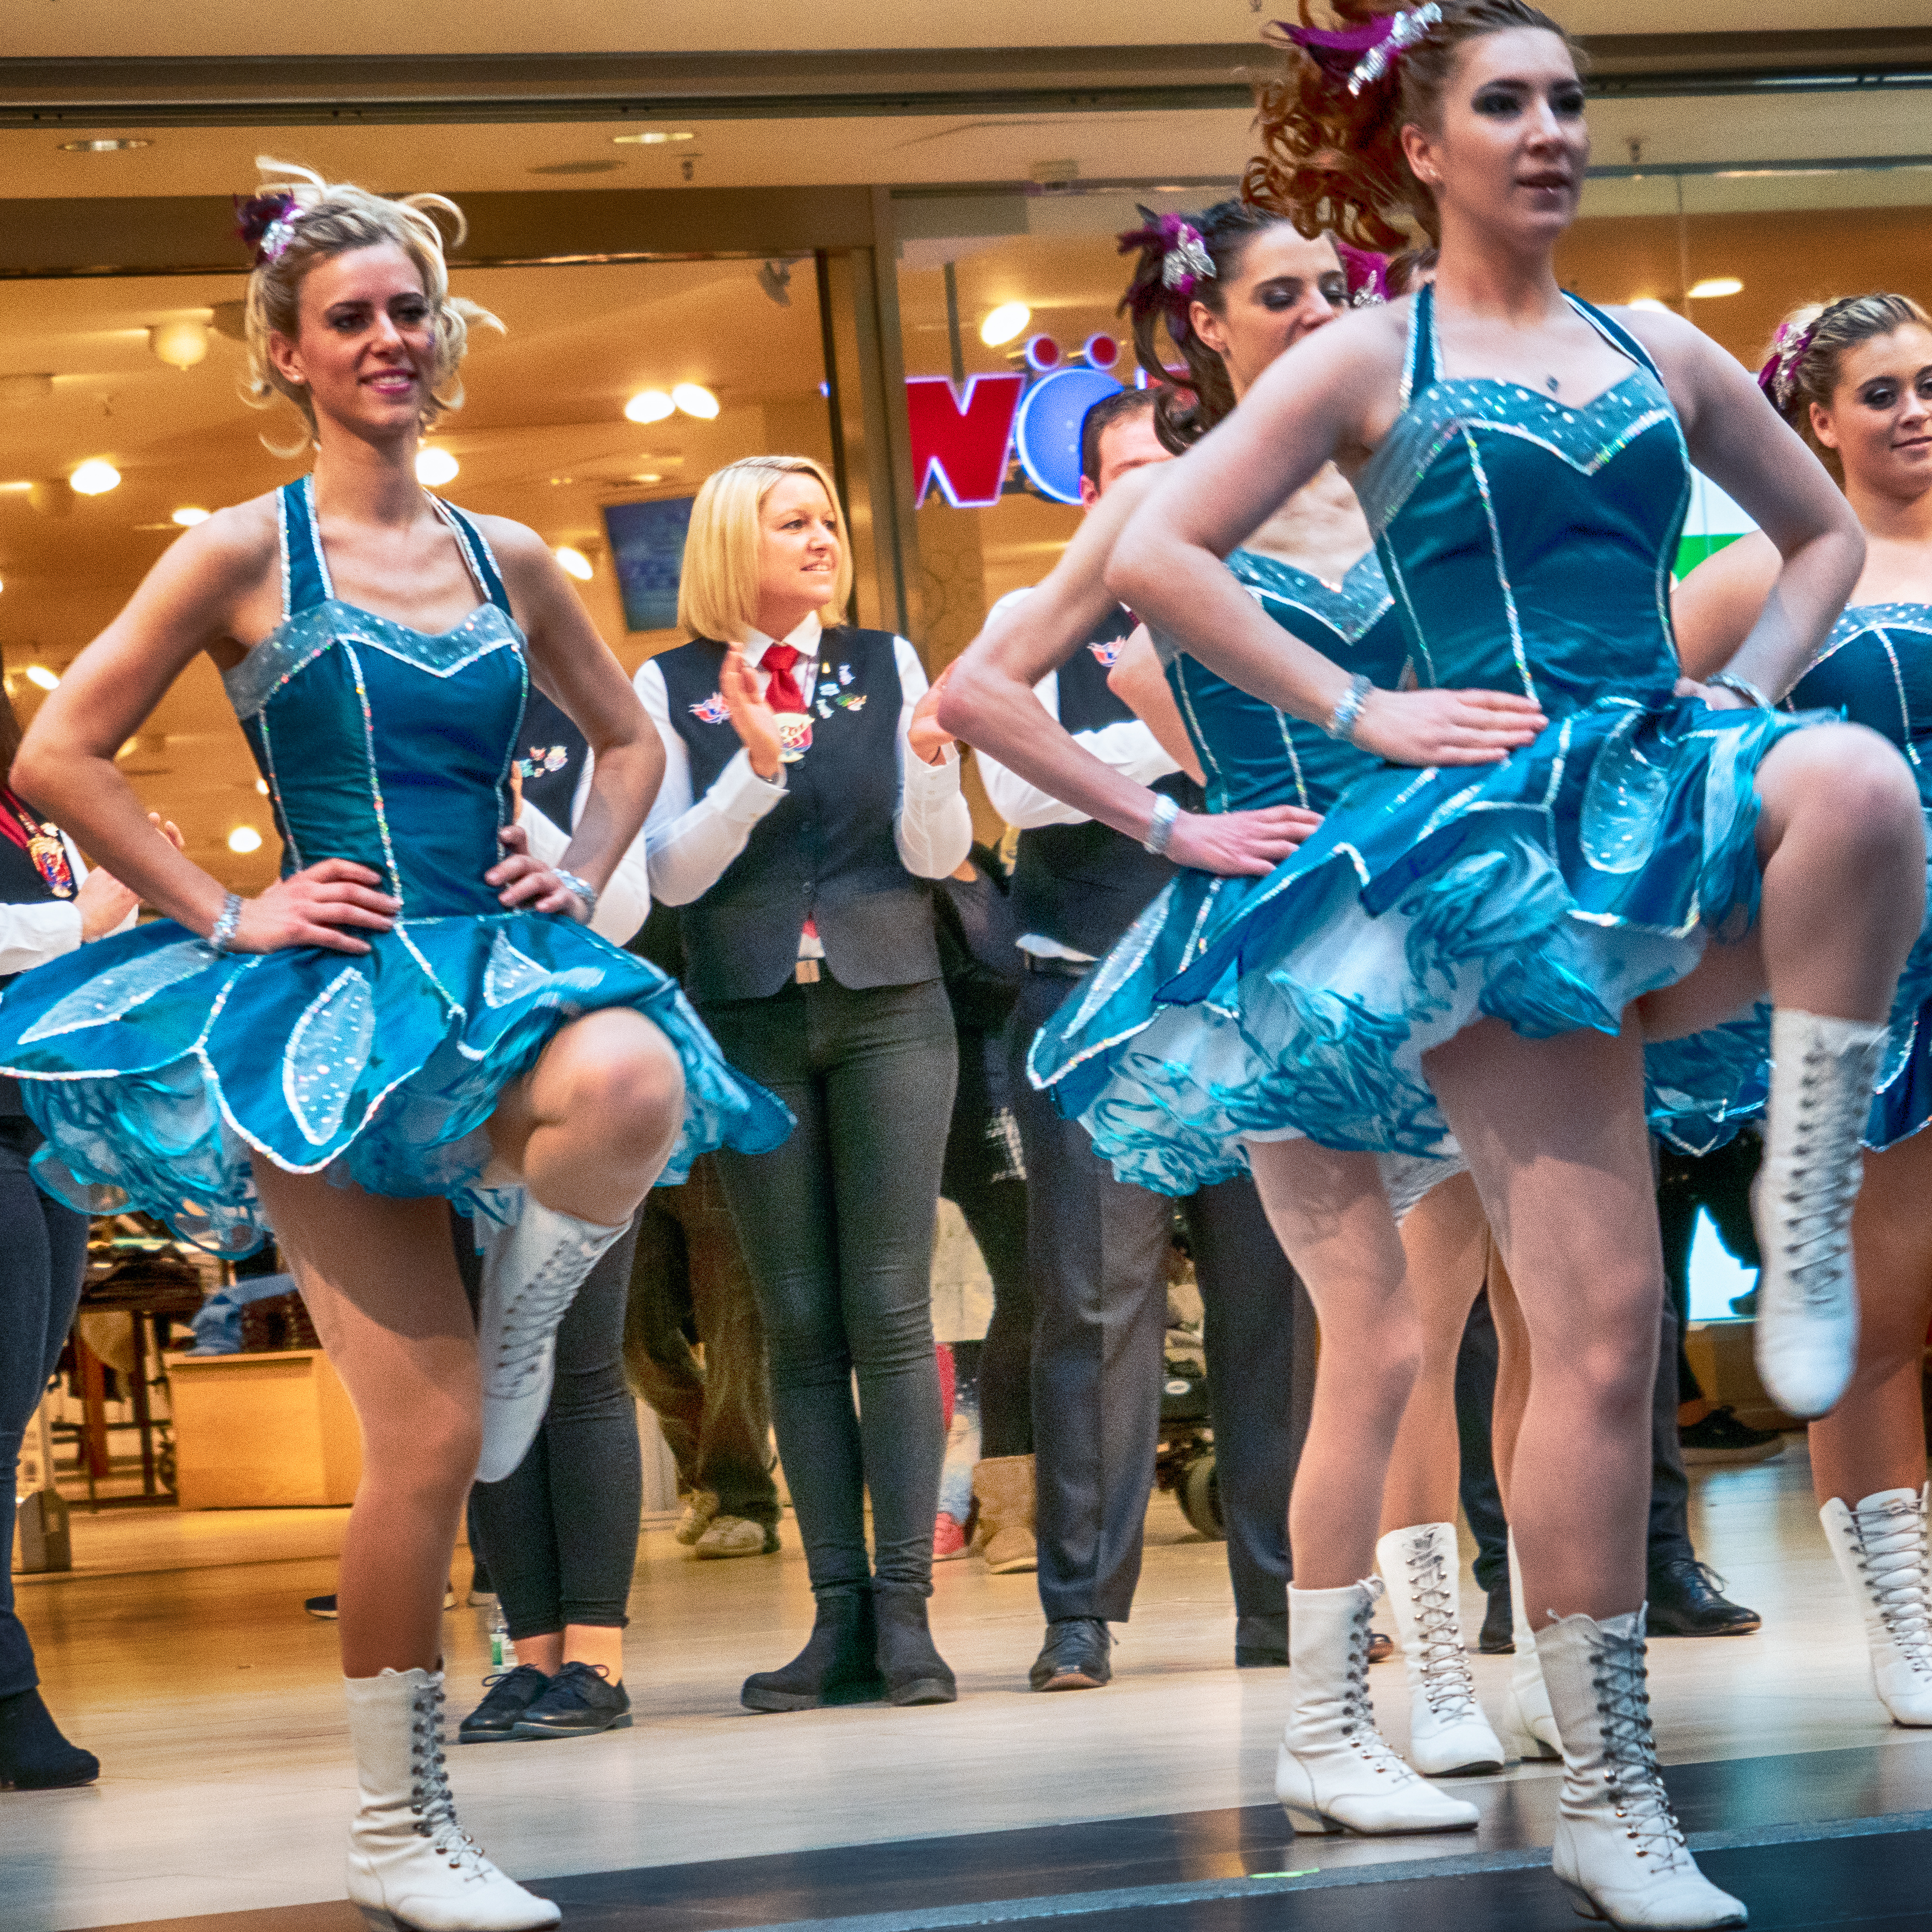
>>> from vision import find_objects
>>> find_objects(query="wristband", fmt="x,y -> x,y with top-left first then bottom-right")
1707,671 -> 1776,712
1143,793 -> 1180,857
1324,673 -> 1373,743
208,892 -> 244,954
552,869 -> 599,921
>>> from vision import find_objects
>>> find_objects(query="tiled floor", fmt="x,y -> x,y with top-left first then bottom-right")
7,1443 -> 1925,1932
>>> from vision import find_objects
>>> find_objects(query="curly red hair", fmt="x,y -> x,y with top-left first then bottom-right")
1244,1 -> 1579,252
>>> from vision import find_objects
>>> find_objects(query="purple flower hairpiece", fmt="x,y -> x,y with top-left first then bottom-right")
1118,208 -> 1219,340
1757,299 -> 1856,413
1334,237 -> 1390,307
235,190 -> 302,267
1276,3 -> 1444,96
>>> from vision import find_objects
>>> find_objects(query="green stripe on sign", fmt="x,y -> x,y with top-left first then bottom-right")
1674,531 -> 1746,582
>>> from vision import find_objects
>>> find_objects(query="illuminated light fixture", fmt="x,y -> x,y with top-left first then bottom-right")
69,459 -> 121,496
554,546 -> 594,582
25,665 -> 59,691
416,447 -> 459,487
255,778 -> 270,795
612,130 -> 695,146
624,389 -> 675,424
117,738 -> 139,759
150,319 -> 210,371
59,137 -> 151,153
629,472 -> 663,485
172,505 -> 210,527
672,383 -> 720,420
1626,297 -> 1673,314
227,825 -> 264,854
980,302 -> 1031,348
1689,277 -> 1744,300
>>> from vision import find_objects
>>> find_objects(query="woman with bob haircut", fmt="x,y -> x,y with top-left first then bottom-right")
638,454 -> 973,1712
0,160 -> 788,1930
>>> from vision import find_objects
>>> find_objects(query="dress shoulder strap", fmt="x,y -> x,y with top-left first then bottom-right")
1564,292 -> 1664,380
435,500 -> 515,616
280,476 -> 334,616
1401,284 -> 1439,406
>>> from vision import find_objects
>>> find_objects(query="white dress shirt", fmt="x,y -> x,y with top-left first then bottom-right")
519,780 -> 652,949
636,613 -> 972,939
0,833 -> 124,976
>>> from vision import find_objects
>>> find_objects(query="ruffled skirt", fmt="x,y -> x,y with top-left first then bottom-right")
0,912 -> 794,1255
1033,694 -> 1811,1192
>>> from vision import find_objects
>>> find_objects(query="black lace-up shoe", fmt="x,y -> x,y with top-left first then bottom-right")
512,1661 -> 633,1738
1646,1559 -> 1762,1637
1679,1405 -> 1783,1466
457,1664 -> 552,1742
1478,1580 -> 1515,1654
1029,1617 -> 1112,1691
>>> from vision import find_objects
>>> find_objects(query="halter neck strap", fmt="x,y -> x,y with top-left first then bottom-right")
1404,281 -> 1663,402
275,477 -> 514,620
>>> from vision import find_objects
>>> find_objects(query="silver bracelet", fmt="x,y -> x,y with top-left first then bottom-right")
1324,673 -> 1373,743
208,892 -> 243,954
1143,792 -> 1181,858
1707,671 -> 1776,712
552,868 -> 599,920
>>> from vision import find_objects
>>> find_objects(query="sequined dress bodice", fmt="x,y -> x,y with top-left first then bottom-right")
1356,284 -> 1689,716
1788,602 -> 1932,802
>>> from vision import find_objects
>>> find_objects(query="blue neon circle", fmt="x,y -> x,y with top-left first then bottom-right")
1013,367 -> 1124,506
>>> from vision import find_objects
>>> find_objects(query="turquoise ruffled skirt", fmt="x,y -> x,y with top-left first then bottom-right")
0,913 -> 794,1256
1033,694 -> 1811,1189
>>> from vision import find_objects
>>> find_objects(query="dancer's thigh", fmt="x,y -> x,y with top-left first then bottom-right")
1635,930 -> 1765,1043
1400,1171 -> 1488,1346
1244,1139 -> 1409,1334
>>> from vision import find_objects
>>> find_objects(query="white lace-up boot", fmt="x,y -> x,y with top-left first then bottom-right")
1754,1009 -> 1886,1419
1500,1533 -> 1561,1762
1275,1579 -> 1482,1836
1539,1610 -> 1747,1930
344,1667 -> 560,1932
1820,1485 -> 1932,1726
475,1200 -> 628,1481
1375,1522 -> 1504,1776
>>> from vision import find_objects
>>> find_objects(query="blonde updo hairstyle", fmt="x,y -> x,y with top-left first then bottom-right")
1765,294 -> 1932,480
677,456 -> 854,644
241,157 -> 501,454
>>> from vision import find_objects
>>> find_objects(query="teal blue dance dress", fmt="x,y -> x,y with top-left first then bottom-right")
1028,549 -> 1409,1192
1141,285 -> 1814,1169
0,478 -> 792,1255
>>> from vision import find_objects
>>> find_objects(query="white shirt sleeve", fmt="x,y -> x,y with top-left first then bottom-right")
518,798 -> 651,948
891,637 -> 973,880
636,656 -> 789,908
0,898 -> 83,977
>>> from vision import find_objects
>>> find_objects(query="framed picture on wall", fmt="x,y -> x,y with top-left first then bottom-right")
602,497 -> 696,633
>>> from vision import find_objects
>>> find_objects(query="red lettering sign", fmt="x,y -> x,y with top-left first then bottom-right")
905,373 -> 1026,509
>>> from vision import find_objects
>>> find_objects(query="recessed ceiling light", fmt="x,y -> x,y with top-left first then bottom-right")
554,546 -> 594,581
25,665 -> 59,691
255,778 -> 270,795
227,825 -> 264,854
1689,277 -> 1744,300
612,131 -> 695,146
172,506 -> 210,527
625,390 -> 675,424
672,383 -> 719,420
980,302 -> 1031,347
629,472 -> 663,485
416,447 -> 459,487
1626,297 -> 1673,313
59,138 -> 151,153
69,459 -> 121,495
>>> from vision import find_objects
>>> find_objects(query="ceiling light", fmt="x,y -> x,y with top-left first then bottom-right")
629,472 -> 663,485
1688,277 -> 1744,300
981,302 -> 1032,348
672,384 -> 720,420
255,778 -> 270,795
25,665 -> 59,691
59,137 -> 151,153
227,825 -> 263,854
554,546 -> 594,582
612,131 -> 695,146
1626,297 -> 1673,313
624,389 -> 675,424
150,319 -> 210,371
172,506 -> 210,527
69,460 -> 120,496
416,447 -> 459,487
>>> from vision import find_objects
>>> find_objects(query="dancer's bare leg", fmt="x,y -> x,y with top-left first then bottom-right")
1425,1019 -> 1662,1624
1379,1172 -> 1488,1534
1487,1244 -> 1532,1518
1244,1141 -> 1418,1589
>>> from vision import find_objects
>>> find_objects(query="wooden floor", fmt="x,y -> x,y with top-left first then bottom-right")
6,1443 -> 1923,1932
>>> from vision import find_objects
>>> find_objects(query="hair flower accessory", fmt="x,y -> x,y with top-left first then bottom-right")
1334,237 -> 1390,307
1118,207 -> 1220,340
1276,3 -> 1444,95
234,189 -> 302,266
1161,220 -> 1216,294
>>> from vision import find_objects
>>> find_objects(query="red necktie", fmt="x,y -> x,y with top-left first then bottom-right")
762,643 -> 808,713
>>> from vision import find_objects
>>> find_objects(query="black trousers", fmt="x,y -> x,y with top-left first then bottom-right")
1010,968 -> 1314,1629
703,976 -> 956,1596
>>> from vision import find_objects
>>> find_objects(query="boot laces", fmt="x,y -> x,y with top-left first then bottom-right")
1589,1629 -> 1690,1872
408,1682 -> 495,1878
1854,1498 -> 1932,1675
1778,1043 -> 1870,1311
486,1241 -> 594,1398
1339,1600 -> 1421,1783
1404,1541 -> 1480,1721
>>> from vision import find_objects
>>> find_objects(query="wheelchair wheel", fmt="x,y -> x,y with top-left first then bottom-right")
1180,1453 -> 1225,1540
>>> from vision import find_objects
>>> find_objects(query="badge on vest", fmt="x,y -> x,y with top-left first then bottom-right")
689,694 -> 731,724
517,744 -> 570,779
774,713 -> 814,762
1088,638 -> 1125,669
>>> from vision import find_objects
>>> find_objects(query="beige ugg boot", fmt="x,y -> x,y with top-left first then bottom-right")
971,1455 -> 1038,1574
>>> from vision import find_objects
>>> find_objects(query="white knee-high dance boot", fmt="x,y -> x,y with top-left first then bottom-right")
1538,1609 -> 1746,1929
1375,1522 -> 1504,1776
476,1199 -> 628,1481
1275,1580 -> 1482,1836
1753,1009 -> 1886,1420
1499,1533 -> 1561,1762
344,1667 -> 560,1932
1820,1484 -> 1932,1726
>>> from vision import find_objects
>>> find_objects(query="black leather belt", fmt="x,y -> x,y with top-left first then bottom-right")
1023,953 -> 1093,980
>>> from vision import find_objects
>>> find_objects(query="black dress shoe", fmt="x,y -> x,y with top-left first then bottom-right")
742,1585 -> 888,1712
0,1688 -> 98,1790
1478,1579 -> 1515,1654
457,1664 -> 552,1742
1647,1558 -> 1762,1637
1679,1405 -> 1783,1466
1030,1617 -> 1111,1690
513,1661 -> 632,1738
1235,1611 -> 1288,1668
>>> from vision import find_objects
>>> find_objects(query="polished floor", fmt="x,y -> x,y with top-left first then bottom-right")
9,1445 -> 1930,1932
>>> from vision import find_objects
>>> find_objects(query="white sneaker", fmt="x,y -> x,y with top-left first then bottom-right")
1376,1522 -> 1503,1776
693,1514 -> 778,1559
1821,1484 -> 1932,1725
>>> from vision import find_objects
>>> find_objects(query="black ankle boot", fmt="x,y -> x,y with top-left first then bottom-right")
874,1586 -> 957,1706
741,1586 -> 887,1712
0,1688 -> 99,1790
